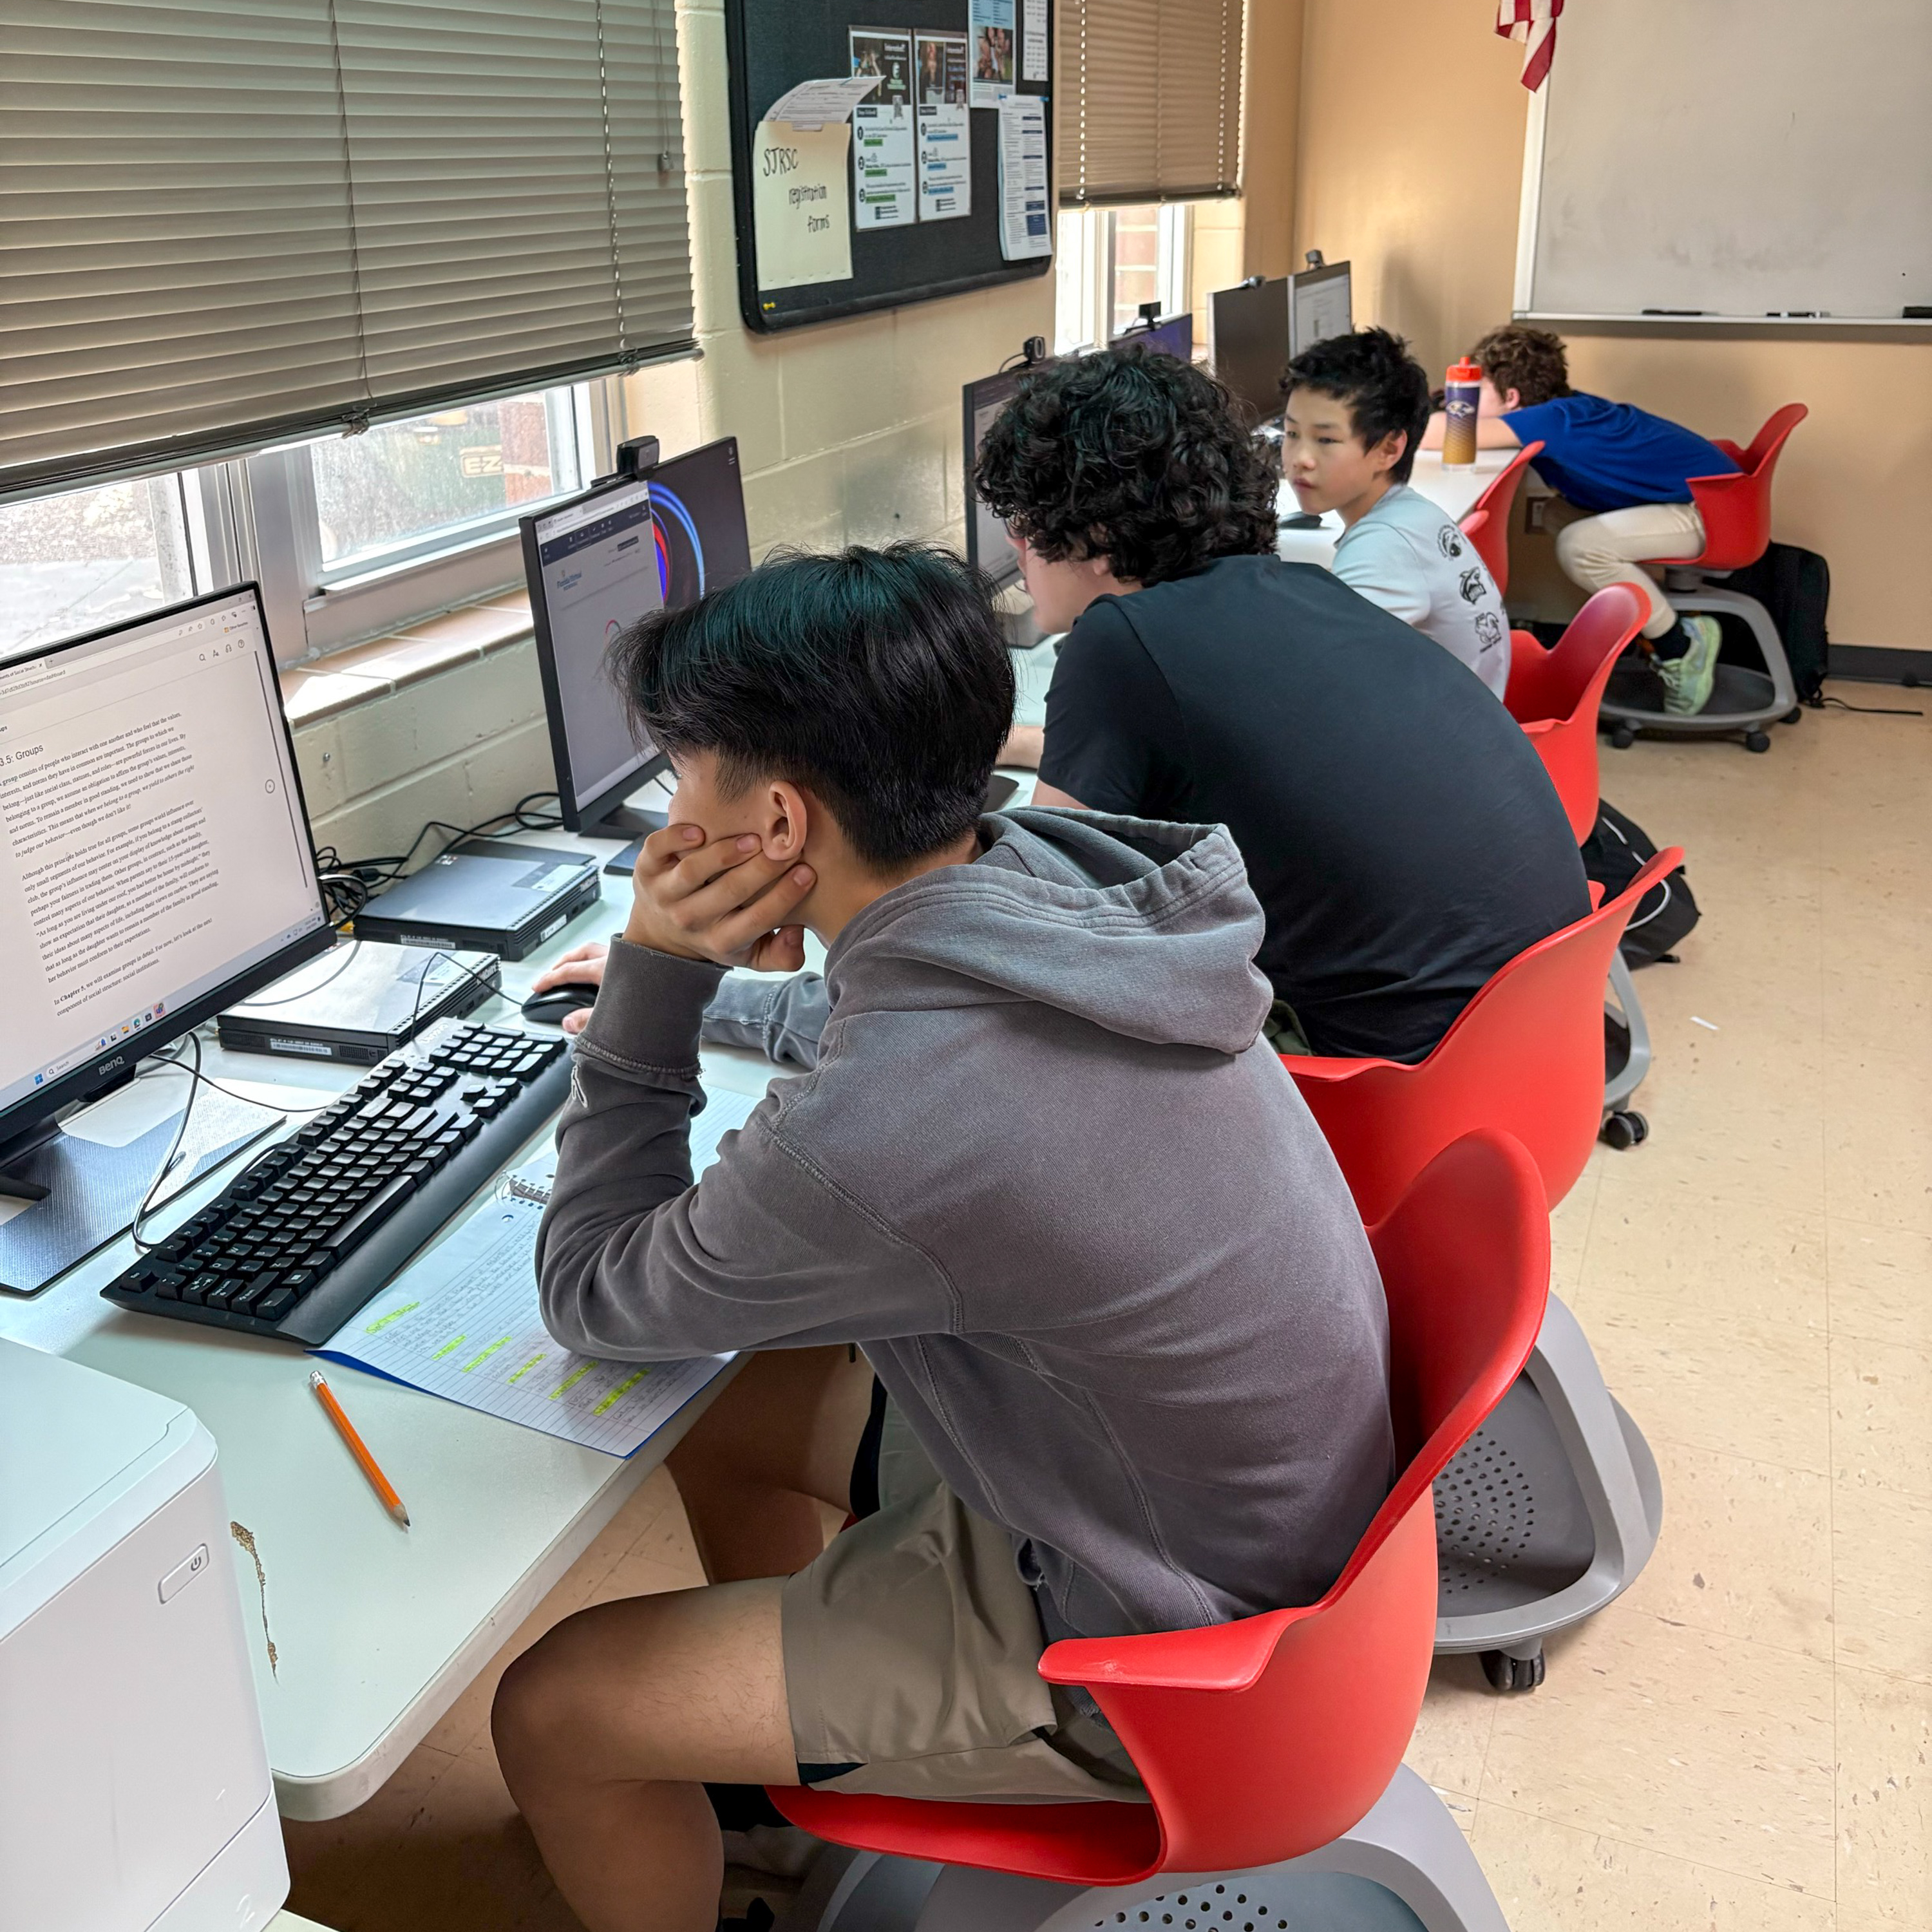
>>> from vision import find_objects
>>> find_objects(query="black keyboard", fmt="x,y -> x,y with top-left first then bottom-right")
102,1021 -> 572,1347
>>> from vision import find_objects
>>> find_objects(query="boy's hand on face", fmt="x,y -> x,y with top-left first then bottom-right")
623,823 -> 813,974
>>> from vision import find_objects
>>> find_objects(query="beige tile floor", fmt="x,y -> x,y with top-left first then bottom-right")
283,699 -> 1932,1932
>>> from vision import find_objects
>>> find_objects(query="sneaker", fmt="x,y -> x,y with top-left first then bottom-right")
1656,614 -> 1720,715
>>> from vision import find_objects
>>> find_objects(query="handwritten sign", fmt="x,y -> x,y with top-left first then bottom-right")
753,119 -> 853,291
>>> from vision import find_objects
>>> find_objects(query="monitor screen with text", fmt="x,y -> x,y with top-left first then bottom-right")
0,589 -> 327,1120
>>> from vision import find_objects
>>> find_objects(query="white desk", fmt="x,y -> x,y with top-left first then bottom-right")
1274,448 -> 1517,569
0,816 -> 776,1821
0,775 -> 1042,1821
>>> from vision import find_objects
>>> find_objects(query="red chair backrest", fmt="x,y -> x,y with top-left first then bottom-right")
1283,848 -> 1682,1226
1672,403 -> 1808,572
1458,439 -> 1542,594
1505,585 -> 1647,841
772,1133 -> 1551,1884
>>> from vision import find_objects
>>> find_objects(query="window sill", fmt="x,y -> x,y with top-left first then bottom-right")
279,590 -> 534,726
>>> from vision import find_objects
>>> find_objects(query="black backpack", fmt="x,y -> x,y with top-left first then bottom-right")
1583,802 -> 1700,967
1712,540 -> 1831,703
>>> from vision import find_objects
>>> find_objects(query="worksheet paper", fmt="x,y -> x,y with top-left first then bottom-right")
1021,0 -> 1047,82
997,97 -> 1050,261
914,33 -> 971,221
849,28 -> 916,229
316,1086 -> 759,1457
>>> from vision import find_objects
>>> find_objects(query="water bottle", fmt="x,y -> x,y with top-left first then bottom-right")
1441,357 -> 1482,468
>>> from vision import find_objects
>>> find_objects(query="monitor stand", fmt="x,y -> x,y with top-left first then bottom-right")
582,798 -> 672,878
0,1084 -> 279,1298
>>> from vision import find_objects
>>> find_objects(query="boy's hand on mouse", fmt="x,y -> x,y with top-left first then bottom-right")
624,823 -> 813,974
531,942 -> 609,1034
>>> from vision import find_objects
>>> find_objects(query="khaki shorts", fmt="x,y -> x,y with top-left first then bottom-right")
781,1404 -> 1147,1804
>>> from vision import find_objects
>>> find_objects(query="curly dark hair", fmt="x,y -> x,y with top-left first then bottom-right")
1470,325 -> 1571,408
972,347 -> 1279,585
1283,327 -> 1432,483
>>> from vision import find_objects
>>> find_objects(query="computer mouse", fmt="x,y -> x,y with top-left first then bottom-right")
520,982 -> 598,1026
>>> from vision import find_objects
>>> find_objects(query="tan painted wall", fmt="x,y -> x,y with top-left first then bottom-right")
624,0 -> 1056,564
1288,0 -> 1931,649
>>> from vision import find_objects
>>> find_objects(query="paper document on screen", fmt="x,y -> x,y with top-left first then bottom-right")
315,1084 -> 759,1457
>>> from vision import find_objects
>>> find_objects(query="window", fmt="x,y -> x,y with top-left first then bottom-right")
1055,204 -> 1196,353
0,374 -> 626,670
0,478 -> 195,661
312,389 -> 592,582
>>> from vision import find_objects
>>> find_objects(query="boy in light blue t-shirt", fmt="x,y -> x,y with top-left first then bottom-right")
1283,328 -> 1510,699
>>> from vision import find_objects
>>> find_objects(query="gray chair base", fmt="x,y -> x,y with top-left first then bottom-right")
1599,573 -> 1799,750
1600,951 -> 1653,1150
1432,1294 -> 1663,1691
782,1766 -> 1508,1932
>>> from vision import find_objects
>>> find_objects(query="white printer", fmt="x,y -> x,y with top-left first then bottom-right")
0,1338 -> 289,1932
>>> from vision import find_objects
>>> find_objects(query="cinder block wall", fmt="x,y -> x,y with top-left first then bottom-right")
290,640 -> 550,867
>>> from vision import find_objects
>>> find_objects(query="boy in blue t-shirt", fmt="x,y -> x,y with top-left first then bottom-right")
1423,324 -> 1738,716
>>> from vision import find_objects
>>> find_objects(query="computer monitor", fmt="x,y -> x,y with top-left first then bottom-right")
1208,277 -> 1291,423
1289,259 -> 1353,355
1112,312 -> 1195,363
962,365 -> 1037,592
0,585 -> 334,1270
524,437 -> 752,839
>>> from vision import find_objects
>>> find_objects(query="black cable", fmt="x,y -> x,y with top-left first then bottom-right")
401,949 -> 504,1063
1817,694 -> 1923,717
129,1033 -> 204,1251
337,791 -> 564,904
234,938 -> 364,1009
138,1031 -> 343,1121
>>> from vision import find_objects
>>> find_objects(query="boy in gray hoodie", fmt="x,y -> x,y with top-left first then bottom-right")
491,545 -> 1394,1932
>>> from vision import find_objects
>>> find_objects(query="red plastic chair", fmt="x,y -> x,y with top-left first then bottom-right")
1505,585 -> 1647,842
1283,848 -> 1681,1227
772,1131 -> 1549,1893
1457,439 -> 1543,594
1654,404 -> 1807,571
1598,404 -> 1809,747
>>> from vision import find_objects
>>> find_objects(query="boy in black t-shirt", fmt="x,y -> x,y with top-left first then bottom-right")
536,349 -> 1588,1066
977,349 -> 1587,1062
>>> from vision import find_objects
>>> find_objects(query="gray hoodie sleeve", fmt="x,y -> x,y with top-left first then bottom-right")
701,970 -> 829,1069
536,939 -> 958,1361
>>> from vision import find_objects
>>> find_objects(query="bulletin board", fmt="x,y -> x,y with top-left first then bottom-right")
724,0 -> 1054,333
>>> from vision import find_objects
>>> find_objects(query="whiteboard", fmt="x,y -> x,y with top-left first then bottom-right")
1517,0 -> 1932,323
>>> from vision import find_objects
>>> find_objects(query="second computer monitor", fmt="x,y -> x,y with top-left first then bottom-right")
523,437 -> 752,838
1208,278 -> 1290,424
1289,260 -> 1353,355
1112,313 -> 1195,363
962,366 -> 1032,592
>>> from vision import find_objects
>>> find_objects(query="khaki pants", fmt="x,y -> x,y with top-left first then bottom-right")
1553,501 -> 1705,639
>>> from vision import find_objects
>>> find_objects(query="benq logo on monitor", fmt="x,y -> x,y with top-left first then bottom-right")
95,1054 -> 127,1077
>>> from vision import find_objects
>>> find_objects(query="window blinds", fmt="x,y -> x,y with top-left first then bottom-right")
0,0 -> 692,499
1058,0 -> 1244,207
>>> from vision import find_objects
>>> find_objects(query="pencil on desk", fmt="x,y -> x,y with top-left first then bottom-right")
309,1368 -> 412,1528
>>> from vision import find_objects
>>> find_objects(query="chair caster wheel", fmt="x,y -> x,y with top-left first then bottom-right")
1600,1110 -> 1648,1150
1782,707 -> 1803,724
1745,730 -> 1772,753
1481,1647 -> 1545,1692
1609,723 -> 1637,750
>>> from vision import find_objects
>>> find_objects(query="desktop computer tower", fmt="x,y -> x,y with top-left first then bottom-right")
0,1340 -> 289,1932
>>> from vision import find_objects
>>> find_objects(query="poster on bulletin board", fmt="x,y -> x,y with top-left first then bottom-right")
724,0 -> 1054,333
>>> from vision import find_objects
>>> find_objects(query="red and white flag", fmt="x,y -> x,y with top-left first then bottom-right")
1495,0 -> 1563,91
